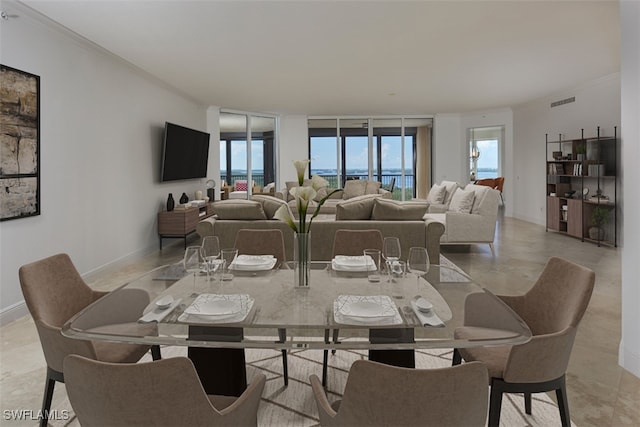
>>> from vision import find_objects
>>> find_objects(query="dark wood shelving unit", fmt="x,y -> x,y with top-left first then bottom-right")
545,127 -> 617,247
157,203 -> 214,250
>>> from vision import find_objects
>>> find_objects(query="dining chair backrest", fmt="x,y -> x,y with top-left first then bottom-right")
64,355 -> 266,427
19,253 -> 95,328
234,228 -> 286,264
311,360 -> 488,426
516,256 -> 595,336
332,229 -> 383,257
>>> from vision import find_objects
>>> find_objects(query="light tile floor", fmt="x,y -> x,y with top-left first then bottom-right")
1,212 -> 639,426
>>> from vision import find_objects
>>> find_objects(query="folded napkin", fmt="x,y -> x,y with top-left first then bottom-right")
138,298 -> 182,323
410,300 -> 445,327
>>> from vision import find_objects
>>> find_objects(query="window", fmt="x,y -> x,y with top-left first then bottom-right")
309,117 -> 432,200
468,126 -> 503,181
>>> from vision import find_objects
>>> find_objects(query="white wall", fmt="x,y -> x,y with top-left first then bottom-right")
206,107 -> 221,199
432,114 -> 463,184
0,3 -> 207,322
620,0 -> 640,378
278,115 -> 309,185
512,74 -> 621,225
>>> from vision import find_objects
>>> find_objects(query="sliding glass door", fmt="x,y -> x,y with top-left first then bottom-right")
309,117 -> 432,200
220,111 -> 277,195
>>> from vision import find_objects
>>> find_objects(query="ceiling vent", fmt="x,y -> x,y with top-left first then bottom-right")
551,97 -> 575,108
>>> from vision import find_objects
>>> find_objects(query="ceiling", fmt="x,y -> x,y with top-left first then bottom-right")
16,0 -> 620,116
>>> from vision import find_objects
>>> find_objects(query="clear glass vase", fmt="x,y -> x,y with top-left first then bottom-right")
294,232 -> 311,287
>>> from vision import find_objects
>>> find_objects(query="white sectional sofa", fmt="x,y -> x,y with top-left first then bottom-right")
423,183 -> 501,255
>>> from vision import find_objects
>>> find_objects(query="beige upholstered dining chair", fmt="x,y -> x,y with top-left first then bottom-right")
234,228 -> 286,264
310,360 -> 488,426
332,229 -> 383,256
18,253 -> 159,427
234,228 -> 288,385
453,256 -> 595,427
324,229 -> 385,384
64,355 -> 266,426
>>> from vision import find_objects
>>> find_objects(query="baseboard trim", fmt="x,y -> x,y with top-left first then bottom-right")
0,301 -> 29,327
619,341 -> 640,379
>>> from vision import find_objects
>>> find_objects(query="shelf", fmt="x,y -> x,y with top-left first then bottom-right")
545,127 -> 617,247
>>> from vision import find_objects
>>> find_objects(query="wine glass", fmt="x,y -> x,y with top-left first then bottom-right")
201,236 -> 221,279
183,246 -> 205,295
407,247 -> 430,292
383,237 -> 401,281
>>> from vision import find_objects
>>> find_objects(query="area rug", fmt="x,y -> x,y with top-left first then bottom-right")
51,345 -> 575,426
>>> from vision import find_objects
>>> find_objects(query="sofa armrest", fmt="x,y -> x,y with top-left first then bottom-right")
196,216 -> 216,238
377,188 -> 392,199
444,211 -> 497,243
273,191 -> 285,200
427,204 -> 448,213
424,218 -> 445,263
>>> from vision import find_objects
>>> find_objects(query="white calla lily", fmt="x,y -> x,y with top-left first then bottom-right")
310,174 -> 330,191
273,205 -> 297,232
293,159 -> 310,185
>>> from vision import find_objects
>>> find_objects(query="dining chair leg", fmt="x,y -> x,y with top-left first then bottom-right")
452,348 -> 462,366
322,329 -> 330,386
40,367 -> 63,427
332,329 -> 339,354
556,376 -> 571,427
524,392 -> 532,414
151,344 -> 162,360
40,376 -> 55,427
488,379 -> 505,427
278,328 -> 289,386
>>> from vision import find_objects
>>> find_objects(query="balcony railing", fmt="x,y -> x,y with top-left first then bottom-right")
221,173 -> 414,200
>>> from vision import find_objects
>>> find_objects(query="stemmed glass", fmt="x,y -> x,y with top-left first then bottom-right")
407,247 -> 430,292
383,237 -> 401,281
201,236 -> 221,280
183,246 -> 206,295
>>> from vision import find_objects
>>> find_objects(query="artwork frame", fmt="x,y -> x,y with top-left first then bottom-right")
0,64 -> 41,221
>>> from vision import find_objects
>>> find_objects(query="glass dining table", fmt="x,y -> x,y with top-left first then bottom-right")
62,260 -> 531,395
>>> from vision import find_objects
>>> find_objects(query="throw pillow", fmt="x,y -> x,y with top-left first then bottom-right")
426,184 -> 446,204
212,200 -> 267,220
234,180 -> 248,191
371,198 -> 429,220
335,194 -> 379,220
251,195 -> 289,219
343,180 -> 367,199
441,180 -> 460,205
365,180 -> 381,195
448,188 -> 475,214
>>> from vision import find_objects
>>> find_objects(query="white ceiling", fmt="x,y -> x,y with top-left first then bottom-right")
18,0 -> 620,116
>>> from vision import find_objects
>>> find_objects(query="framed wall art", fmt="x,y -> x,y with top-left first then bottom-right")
0,64 -> 40,221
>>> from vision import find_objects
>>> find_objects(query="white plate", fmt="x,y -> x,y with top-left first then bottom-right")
332,256 -> 375,272
343,301 -> 386,317
184,299 -> 241,316
230,257 -> 277,271
234,255 -> 274,266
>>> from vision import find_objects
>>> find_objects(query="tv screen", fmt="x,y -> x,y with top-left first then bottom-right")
161,122 -> 210,182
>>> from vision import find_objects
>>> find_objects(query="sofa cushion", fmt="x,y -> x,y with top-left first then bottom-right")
371,198 -> 429,220
465,184 -> 491,214
441,180 -> 460,205
449,188 -> 475,214
212,200 -> 267,220
365,180 -> 381,195
251,195 -> 290,219
335,194 -> 379,220
426,184 -> 446,204
343,180 -> 368,199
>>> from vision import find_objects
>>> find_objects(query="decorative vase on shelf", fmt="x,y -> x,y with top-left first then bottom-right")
294,232 -> 311,288
179,192 -> 189,204
166,193 -> 175,212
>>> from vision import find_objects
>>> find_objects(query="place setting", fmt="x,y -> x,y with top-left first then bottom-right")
333,294 -> 404,326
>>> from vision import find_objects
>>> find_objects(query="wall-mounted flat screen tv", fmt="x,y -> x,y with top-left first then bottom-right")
160,122 -> 210,182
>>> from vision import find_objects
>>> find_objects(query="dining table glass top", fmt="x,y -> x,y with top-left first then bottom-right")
62,260 -> 531,351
